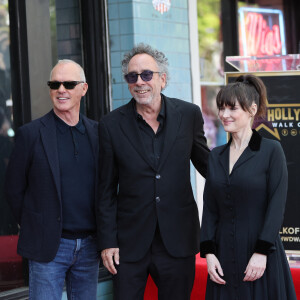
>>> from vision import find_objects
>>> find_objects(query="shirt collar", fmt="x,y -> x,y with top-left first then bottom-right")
220,129 -> 262,154
74,117 -> 86,134
53,111 -> 85,134
133,96 -> 166,122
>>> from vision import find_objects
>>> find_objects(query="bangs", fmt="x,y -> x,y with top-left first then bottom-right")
216,83 -> 248,111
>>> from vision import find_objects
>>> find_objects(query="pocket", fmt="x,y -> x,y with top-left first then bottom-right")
18,208 -> 43,252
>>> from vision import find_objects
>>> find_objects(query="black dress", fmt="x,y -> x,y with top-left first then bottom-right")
200,130 -> 296,300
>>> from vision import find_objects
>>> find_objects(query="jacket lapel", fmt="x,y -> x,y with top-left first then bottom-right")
218,143 -> 230,179
232,148 -> 255,172
40,111 -> 61,199
120,100 -> 156,170
158,96 -> 181,172
82,115 -> 98,161
231,130 -> 261,172
219,130 -> 262,175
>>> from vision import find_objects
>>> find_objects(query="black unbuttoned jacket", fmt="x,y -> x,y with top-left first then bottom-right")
5,111 -> 99,262
97,95 -> 210,262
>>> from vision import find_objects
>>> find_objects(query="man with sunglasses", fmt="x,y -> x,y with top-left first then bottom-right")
97,44 -> 210,300
5,59 -> 99,300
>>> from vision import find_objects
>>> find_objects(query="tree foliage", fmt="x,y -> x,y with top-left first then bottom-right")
197,0 -> 221,60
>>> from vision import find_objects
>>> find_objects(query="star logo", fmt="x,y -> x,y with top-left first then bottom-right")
254,99 -> 300,140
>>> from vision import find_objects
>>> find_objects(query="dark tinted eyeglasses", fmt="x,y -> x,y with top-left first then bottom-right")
47,81 -> 85,90
124,70 -> 160,84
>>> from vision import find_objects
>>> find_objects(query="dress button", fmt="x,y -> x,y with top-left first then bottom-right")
155,196 -> 160,203
231,219 -> 234,223
230,232 -> 234,236
227,194 -> 231,199
57,217 -> 61,222
156,174 -> 161,179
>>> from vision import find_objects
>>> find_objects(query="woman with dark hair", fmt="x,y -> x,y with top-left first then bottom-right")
200,74 -> 296,299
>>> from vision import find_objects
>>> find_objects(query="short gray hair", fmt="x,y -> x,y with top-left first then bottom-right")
50,59 -> 86,82
122,43 -> 169,89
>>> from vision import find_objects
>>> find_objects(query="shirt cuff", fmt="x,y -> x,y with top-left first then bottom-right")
254,239 -> 275,255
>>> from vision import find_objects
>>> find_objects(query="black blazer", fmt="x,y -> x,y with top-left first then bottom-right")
199,130 -> 297,299
97,95 -> 210,262
200,130 -> 288,255
5,111 -> 99,262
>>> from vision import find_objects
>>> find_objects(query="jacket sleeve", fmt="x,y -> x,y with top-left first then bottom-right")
97,119 -> 119,251
191,105 -> 210,178
4,126 -> 31,224
254,141 -> 288,255
199,153 -> 219,257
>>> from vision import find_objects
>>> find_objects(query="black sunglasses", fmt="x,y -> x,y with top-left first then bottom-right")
124,70 -> 160,84
47,81 -> 85,90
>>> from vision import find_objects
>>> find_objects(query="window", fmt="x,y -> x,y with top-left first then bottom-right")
0,0 -> 22,293
198,0 -> 226,149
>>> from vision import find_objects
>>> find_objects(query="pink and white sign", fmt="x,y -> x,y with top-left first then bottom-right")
238,7 -> 286,56
152,0 -> 171,15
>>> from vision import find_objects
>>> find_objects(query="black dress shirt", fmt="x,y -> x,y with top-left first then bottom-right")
133,98 -> 166,169
54,113 -> 96,239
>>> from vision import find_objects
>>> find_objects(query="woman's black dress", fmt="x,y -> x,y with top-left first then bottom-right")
200,130 -> 296,300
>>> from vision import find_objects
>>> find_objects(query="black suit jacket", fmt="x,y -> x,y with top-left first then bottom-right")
97,95 -> 210,262
5,110 -> 99,262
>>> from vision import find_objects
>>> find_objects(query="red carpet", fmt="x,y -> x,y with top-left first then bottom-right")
1,237 -> 299,297
291,266 -> 300,299
144,254 -> 300,299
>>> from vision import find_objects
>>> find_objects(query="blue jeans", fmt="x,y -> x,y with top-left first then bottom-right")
29,236 -> 99,300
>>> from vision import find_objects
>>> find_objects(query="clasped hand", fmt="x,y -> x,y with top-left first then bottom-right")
206,253 -> 267,284
243,253 -> 267,282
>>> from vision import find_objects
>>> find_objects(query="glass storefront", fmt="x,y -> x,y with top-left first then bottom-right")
0,0 -> 22,293
197,0 -> 226,149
